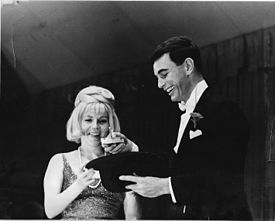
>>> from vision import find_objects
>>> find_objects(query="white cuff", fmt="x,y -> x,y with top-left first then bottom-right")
168,177 -> 177,203
131,142 -> 139,152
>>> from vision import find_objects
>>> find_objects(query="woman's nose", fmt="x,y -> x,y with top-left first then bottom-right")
91,121 -> 99,129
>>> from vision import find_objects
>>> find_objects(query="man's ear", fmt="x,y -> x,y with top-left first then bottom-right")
184,58 -> 194,76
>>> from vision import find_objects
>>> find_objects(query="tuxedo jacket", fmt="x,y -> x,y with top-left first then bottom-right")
167,88 -> 251,220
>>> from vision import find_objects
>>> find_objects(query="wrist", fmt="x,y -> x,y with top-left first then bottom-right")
126,140 -> 133,151
75,178 -> 87,191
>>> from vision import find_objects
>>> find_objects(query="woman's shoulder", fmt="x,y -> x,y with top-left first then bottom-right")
50,150 -> 75,161
49,151 -> 75,165
47,153 -> 63,169
51,150 -> 76,158
47,150 -> 78,172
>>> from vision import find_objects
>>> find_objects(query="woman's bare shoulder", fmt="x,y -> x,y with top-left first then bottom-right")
47,150 -> 77,171
50,150 -> 75,161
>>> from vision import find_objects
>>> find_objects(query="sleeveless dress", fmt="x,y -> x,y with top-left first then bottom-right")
61,154 -> 125,219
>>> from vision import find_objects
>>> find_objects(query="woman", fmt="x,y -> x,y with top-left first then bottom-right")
43,85 -> 141,219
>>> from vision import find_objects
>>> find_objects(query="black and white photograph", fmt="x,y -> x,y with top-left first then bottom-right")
1,1 -> 275,220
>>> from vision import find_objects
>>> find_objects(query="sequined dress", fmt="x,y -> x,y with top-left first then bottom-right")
61,154 -> 124,219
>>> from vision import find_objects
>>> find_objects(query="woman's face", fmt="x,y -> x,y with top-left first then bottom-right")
81,106 -> 110,139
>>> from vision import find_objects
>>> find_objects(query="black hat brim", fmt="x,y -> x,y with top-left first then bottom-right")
86,152 -> 169,192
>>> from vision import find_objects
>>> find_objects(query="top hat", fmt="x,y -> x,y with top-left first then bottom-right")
86,152 -> 169,192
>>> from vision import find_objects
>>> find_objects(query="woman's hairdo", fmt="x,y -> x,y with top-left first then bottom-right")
74,85 -> 115,107
66,85 -> 120,143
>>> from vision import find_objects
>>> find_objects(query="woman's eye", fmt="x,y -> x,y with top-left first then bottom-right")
84,118 -> 92,122
99,119 -> 108,124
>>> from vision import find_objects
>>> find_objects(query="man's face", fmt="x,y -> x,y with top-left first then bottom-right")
153,53 -> 192,102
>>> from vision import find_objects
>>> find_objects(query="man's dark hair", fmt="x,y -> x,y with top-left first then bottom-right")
150,36 -> 202,72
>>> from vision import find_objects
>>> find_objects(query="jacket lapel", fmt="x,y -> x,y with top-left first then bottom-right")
177,88 -> 211,151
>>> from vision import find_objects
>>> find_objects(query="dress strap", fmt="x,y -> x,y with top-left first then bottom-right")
61,153 -> 66,163
61,153 -> 77,177
61,153 -> 68,169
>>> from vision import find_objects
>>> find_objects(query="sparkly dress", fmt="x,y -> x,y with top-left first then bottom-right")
61,154 -> 125,219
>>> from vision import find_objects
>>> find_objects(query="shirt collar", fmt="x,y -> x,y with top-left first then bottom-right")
178,80 -> 208,113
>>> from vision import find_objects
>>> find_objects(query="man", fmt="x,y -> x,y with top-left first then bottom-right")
120,36 -> 251,219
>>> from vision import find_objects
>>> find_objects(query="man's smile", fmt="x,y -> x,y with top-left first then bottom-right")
165,86 -> 174,95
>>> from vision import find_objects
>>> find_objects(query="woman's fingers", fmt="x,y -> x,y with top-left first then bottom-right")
110,143 -> 123,154
102,143 -> 117,152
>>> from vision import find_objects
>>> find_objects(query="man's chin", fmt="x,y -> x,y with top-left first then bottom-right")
170,95 -> 179,102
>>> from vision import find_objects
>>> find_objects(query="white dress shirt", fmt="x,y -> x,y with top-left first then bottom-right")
169,80 -> 208,203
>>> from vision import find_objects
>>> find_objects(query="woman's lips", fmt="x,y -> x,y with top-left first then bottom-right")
89,132 -> 100,136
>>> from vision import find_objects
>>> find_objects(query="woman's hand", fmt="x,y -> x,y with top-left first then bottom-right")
102,132 -> 135,154
76,167 -> 96,189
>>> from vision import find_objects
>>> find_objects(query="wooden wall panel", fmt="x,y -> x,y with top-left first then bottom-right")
200,45 -> 217,84
200,26 -> 275,220
262,68 -> 275,221
263,25 -> 275,68
245,30 -> 264,70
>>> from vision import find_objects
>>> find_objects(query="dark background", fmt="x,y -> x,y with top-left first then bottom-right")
1,1 -> 275,220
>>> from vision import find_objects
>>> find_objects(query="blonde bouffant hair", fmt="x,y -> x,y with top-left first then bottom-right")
66,86 -> 120,143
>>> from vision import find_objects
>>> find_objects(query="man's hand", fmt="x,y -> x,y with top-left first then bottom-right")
119,175 -> 170,198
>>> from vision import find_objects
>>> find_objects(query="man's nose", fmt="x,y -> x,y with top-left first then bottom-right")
158,78 -> 165,89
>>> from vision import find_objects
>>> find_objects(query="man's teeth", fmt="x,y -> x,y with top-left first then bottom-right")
167,87 -> 173,92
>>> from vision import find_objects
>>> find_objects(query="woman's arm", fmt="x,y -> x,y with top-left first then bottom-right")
123,191 -> 142,220
43,154 -> 88,218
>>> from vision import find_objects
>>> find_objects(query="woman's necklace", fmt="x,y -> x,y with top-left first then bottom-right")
78,147 -> 101,189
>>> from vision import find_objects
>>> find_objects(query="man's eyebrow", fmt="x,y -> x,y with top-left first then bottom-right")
157,68 -> 168,75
